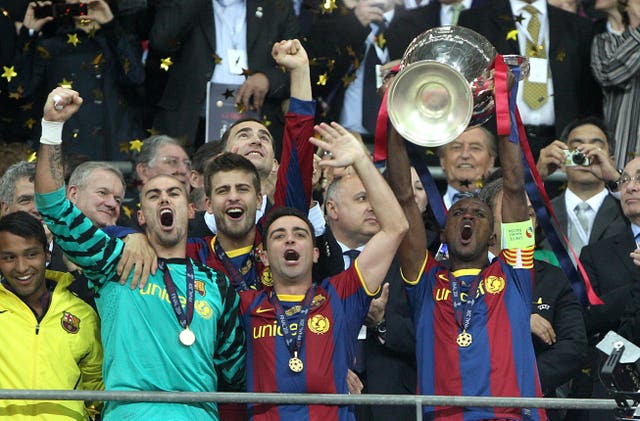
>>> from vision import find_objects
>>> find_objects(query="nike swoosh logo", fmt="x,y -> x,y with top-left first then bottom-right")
255,307 -> 273,314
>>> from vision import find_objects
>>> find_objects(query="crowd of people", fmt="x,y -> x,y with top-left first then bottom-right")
0,0 -> 640,420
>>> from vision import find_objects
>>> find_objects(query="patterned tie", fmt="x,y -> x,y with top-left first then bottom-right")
522,5 -> 549,109
450,2 -> 465,26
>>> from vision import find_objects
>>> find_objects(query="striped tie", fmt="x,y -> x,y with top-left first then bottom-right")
522,5 -> 549,109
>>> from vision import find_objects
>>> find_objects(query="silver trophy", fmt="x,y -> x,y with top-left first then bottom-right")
386,26 -> 528,147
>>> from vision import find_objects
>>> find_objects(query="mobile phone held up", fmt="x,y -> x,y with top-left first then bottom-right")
34,3 -> 88,19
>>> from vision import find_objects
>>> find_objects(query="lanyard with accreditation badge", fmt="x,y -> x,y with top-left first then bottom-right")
449,272 -> 482,348
269,286 -> 316,373
158,259 -> 196,347
213,238 -> 258,291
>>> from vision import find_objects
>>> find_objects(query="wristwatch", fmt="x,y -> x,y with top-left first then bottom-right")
606,169 -> 623,193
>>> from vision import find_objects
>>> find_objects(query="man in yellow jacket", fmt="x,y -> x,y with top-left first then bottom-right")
0,211 -> 103,420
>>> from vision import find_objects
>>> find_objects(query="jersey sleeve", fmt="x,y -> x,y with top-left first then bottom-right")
35,186 -> 123,288
273,98 -> 316,212
213,270 -> 246,391
327,265 -> 375,329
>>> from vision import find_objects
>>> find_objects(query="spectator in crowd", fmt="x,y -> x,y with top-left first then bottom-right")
536,117 -> 627,257
239,121 -> 407,420
459,0 -> 601,159
0,161 -> 67,272
437,126 -> 497,209
306,0 -> 433,140
387,116 -> 546,419
480,177 -> 588,421
149,0 -> 299,155
591,0 -> 640,167
421,0 -> 490,27
0,142 -> 34,177
135,135 -> 192,191
11,0 -> 145,160
0,211 -> 103,420
35,87 -> 245,420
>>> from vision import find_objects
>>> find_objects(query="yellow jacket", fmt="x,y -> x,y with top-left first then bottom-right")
0,270 -> 103,420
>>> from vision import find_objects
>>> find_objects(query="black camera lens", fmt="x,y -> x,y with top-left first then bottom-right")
572,152 -> 586,165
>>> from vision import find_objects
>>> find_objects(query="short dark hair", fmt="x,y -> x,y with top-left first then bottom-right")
219,118 -> 271,150
262,206 -> 315,250
0,211 -> 48,251
203,153 -> 261,198
560,116 -> 614,155
192,142 -> 225,175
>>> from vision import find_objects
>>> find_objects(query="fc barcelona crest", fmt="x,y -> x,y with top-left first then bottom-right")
195,279 -> 206,296
61,311 -> 80,334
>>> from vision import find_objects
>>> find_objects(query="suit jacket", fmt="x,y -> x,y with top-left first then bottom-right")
149,0 -> 299,150
421,0 -> 490,28
550,191 -> 628,245
532,260 -> 587,395
458,0 -> 601,135
306,4 -> 437,123
580,230 -> 640,336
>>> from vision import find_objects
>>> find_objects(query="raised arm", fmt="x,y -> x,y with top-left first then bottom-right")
499,133 -> 529,223
35,88 -> 83,194
311,123 -> 408,293
386,125 -> 428,281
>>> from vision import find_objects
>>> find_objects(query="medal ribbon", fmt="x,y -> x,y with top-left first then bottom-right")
269,286 -> 316,359
449,272 -> 483,333
158,259 -> 195,330
213,238 -> 257,291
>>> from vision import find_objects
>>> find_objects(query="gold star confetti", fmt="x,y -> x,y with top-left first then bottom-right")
321,0 -> 337,13
316,73 -> 328,86
122,205 -> 133,219
1,8 -> 9,17
262,116 -> 271,127
67,33 -> 80,47
506,29 -> 518,41
514,14 -> 525,24
79,18 -> 92,26
9,85 -> 23,100
36,46 -> 51,59
236,102 -> 247,113
222,89 -> 234,99
24,118 -> 36,129
160,57 -> 173,71
93,53 -> 104,66
346,45 -> 356,57
58,78 -> 73,89
129,139 -> 144,152
375,33 -> 386,49
242,68 -> 252,77
213,53 -> 222,64
146,127 -> 161,136
27,151 -> 37,162
20,102 -> 33,111
2,66 -> 17,82
119,141 -> 129,153
556,50 -> 566,62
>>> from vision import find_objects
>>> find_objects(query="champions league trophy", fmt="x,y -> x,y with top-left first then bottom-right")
386,26 -> 529,147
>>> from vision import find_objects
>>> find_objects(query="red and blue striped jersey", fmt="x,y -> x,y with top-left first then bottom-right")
240,265 -> 376,421
404,247 -> 546,421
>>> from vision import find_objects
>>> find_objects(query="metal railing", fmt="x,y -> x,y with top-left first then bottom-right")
0,389 -> 619,421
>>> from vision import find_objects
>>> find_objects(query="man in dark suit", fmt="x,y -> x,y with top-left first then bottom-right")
421,0 -> 489,27
458,0 -> 601,159
149,0 -> 299,155
536,117 -> 627,258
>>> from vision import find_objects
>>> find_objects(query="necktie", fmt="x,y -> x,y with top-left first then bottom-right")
344,249 -> 361,269
450,2 -> 465,26
522,5 -> 549,109
568,202 -> 590,256
362,21 -> 386,134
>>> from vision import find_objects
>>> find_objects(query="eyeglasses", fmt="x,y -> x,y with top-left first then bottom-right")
616,175 -> 640,188
156,156 -> 192,170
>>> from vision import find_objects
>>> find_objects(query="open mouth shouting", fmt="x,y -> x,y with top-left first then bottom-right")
226,206 -> 245,221
460,220 -> 473,245
284,249 -> 300,264
159,208 -> 175,230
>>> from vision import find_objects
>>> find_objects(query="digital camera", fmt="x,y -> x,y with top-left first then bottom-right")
563,149 -> 590,167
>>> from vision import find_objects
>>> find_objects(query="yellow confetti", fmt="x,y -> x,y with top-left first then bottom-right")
316,73 -> 328,86
320,0 -> 337,13
27,152 -> 37,162
129,139 -> 144,152
1,66 -> 17,82
506,30 -> 518,41
24,118 -> 36,129
160,57 -> 173,71
66,33 -> 80,47
58,78 -> 73,89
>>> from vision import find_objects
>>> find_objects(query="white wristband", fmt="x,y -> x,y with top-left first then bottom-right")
40,119 -> 64,145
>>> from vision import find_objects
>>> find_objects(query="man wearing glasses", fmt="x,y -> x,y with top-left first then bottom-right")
135,135 -> 194,192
